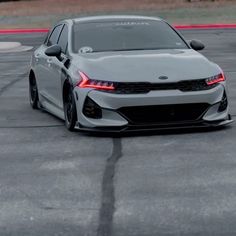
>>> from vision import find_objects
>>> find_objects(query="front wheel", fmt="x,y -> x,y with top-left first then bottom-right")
29,75 -> 39,109
64,87 -> 77,131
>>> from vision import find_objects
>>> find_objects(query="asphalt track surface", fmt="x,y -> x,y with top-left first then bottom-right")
0,29 -> 236,236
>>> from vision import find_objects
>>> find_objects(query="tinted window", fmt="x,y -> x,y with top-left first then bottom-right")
72,20 -> 188,53
44,31 -> 50,45
58,25 -> 69,54
47,24 -> 63,46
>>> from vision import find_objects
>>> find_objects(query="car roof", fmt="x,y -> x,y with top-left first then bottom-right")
70,15 -> 163,24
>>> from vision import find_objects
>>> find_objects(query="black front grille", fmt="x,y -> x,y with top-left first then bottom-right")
114,79 -> 216,94
118,103 -> 209,125
115,82 -> 151,94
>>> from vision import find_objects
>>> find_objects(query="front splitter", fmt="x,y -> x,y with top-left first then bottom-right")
76,116 -> 234,134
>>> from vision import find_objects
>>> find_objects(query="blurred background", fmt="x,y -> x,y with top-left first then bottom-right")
0,0 -> 235,28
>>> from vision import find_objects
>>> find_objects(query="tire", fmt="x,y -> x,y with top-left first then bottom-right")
64,86 -> 77,131
29,75 -> 39,109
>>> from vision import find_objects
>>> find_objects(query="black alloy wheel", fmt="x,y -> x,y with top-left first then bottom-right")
64,86 -> 77,131
29,76 -> 39,109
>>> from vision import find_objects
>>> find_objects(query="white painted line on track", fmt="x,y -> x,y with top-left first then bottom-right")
0,42 -> 33,53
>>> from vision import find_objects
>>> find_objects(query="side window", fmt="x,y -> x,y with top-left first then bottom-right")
43,31 -> 50,45
58,25 -> 69,54
47,24 -> 63,46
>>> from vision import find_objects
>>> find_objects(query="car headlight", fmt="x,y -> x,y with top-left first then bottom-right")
77,71 -> 115,91
205,73 -> 225,86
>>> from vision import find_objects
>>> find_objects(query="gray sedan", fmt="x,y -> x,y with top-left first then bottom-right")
29,15 -> 233,132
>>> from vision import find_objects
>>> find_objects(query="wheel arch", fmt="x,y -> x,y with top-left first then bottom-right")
62,77 -> 74,103
62,77 -> 78,131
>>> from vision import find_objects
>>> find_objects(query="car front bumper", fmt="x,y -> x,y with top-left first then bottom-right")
74,83 -> 233,132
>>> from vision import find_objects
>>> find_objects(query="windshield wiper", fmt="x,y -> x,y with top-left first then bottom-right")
90,47 -> 184,53
108,48 -> 161,52
92,48 -> 163,53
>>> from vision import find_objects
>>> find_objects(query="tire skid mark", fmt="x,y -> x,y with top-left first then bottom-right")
0,125 -> 64,129
97,138 -> 122,236
0,60 -> 30,63
0,73 -> 29,77
0,72 -> 28,96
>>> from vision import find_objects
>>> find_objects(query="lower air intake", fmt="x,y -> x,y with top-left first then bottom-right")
218,91 -> 228,112
83,97 -> 102,119
118,103 -> 209,125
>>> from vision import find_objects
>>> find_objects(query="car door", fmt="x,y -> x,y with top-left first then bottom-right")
51,24 -> 69,110
37,24 -> 63,107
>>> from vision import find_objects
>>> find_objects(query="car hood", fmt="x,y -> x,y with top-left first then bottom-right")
73,49 -> 220,83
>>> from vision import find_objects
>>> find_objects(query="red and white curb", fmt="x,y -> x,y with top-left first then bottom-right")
0,24 -> 236,35
0,28 -> 49,34
174,24 -> 236,29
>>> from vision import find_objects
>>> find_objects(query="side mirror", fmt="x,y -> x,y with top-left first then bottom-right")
45,45 -> 62,58
190,40 -> 205,51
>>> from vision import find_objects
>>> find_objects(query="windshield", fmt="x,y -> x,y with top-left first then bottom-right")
72,20 -> 188,53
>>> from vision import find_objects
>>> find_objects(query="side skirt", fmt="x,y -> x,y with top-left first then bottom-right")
39,93 -> 65,120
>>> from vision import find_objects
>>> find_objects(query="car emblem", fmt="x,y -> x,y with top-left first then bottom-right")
159,76 -> 168,80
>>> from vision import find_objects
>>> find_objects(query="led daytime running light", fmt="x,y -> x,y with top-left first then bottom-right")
78,71 -> 115,90
206,73 -> 225,86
